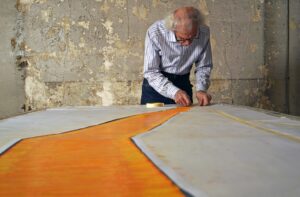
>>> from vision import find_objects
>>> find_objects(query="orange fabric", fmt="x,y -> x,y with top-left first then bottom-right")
0,107 -> 189,196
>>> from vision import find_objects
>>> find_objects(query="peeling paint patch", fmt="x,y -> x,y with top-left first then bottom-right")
102,20 -> 113,34
36,0 -> 48,3
100,1 -> 110,13
115,0 -> 126,8
41,8 -> 52,23
101,47 -> 115,70
25,67 -> 48,110
57,17 -> 71,32
252,8 -> 261,22
78,21 -> 90,29
103,58 -> 113,70
152,0 -> 168,8
199,0 -> 209,16
68,40 -> 82,57
132,5 -> 149,20
19,0 -> 33,3
16,0 -> 47,12
34,52 -> 57,60
250,44 -> 257,53
16,0 -> 33,12
96,81 -> 113,106
258,65 -> 269,78
11,38 -> 17,50
152,0 -> 160,8
79,37 -> 86,48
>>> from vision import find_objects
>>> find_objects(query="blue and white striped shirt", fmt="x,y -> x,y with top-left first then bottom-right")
143,20 -> 213,99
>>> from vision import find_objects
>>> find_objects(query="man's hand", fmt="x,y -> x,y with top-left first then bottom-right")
175,90 -> 191,106
196,91 -> 212,106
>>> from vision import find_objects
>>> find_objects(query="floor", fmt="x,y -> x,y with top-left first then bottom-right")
0,104 -> 299,196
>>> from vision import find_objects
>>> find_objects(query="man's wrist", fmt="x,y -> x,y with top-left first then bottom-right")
196,83 -> 208,93
169,86 -> 180,99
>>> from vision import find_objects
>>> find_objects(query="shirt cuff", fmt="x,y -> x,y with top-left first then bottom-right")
196,83 -> 208,92
168,85 -> 180,99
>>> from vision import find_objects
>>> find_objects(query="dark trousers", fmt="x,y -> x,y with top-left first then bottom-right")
140,72 -> 193,104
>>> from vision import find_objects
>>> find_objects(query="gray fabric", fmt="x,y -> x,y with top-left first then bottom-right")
134,104 -> 300,197
0,105 -> 175,153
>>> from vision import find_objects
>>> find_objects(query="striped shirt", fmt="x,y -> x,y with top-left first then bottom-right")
143,20 -> 213,99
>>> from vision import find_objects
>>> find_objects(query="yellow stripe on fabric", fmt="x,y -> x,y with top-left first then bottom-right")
212,109 -> 300,143
0,107 -> 190,196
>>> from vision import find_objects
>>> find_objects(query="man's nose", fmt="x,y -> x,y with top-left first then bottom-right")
181,40 -> 192,46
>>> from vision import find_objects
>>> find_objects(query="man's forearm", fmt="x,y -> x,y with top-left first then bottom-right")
195,65 -> 212,92
144,71 -> 180,99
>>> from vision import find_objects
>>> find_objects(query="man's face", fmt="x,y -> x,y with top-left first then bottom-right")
175,29 -> 197,46
175,24 -> 198,46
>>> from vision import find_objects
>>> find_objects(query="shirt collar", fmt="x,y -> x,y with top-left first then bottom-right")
166,31 -> 177,42
161,20 -> 177,42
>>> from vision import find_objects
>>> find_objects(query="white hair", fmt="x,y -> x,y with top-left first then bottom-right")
164,7 -> 204,31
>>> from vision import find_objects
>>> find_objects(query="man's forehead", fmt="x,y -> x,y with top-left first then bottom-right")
175,31 -> 195,38
174,7 -> 195,17
175,23 -> 198,37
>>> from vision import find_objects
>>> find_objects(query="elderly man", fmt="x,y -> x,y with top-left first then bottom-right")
141,6 -> 213,106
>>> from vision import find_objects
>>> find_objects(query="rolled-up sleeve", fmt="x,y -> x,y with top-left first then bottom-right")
195,34 -> 213,92
143,31 -> 179,99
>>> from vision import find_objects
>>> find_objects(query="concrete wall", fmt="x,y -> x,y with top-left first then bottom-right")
265,0 -> 300,116
264,0 -> 287,113
16,0 -> 266,111
0,0 -> 25,119
1,0 -> 298,116
289,0 -> 300,116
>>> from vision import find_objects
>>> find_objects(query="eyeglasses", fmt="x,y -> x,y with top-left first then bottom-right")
176,37 -> 194,42
175,34 -> 199,44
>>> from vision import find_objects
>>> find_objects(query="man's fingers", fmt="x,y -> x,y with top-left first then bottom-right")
181,98 -> 187,106
175,90 -> 191,106
198,97 -> 203,106
196,91 -> 212,106
175,97 -> 184,106
180,97 -> 185,106
203,96 -> 208,106
183,94 -> 191,106
180,96 -> 188,106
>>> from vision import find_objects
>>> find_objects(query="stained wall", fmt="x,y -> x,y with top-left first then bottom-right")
265,0 -> 300,115
289,0 -> 300,115
0,0 -> 26,119
1,0 -> 299,117
16,0 -> 265,110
